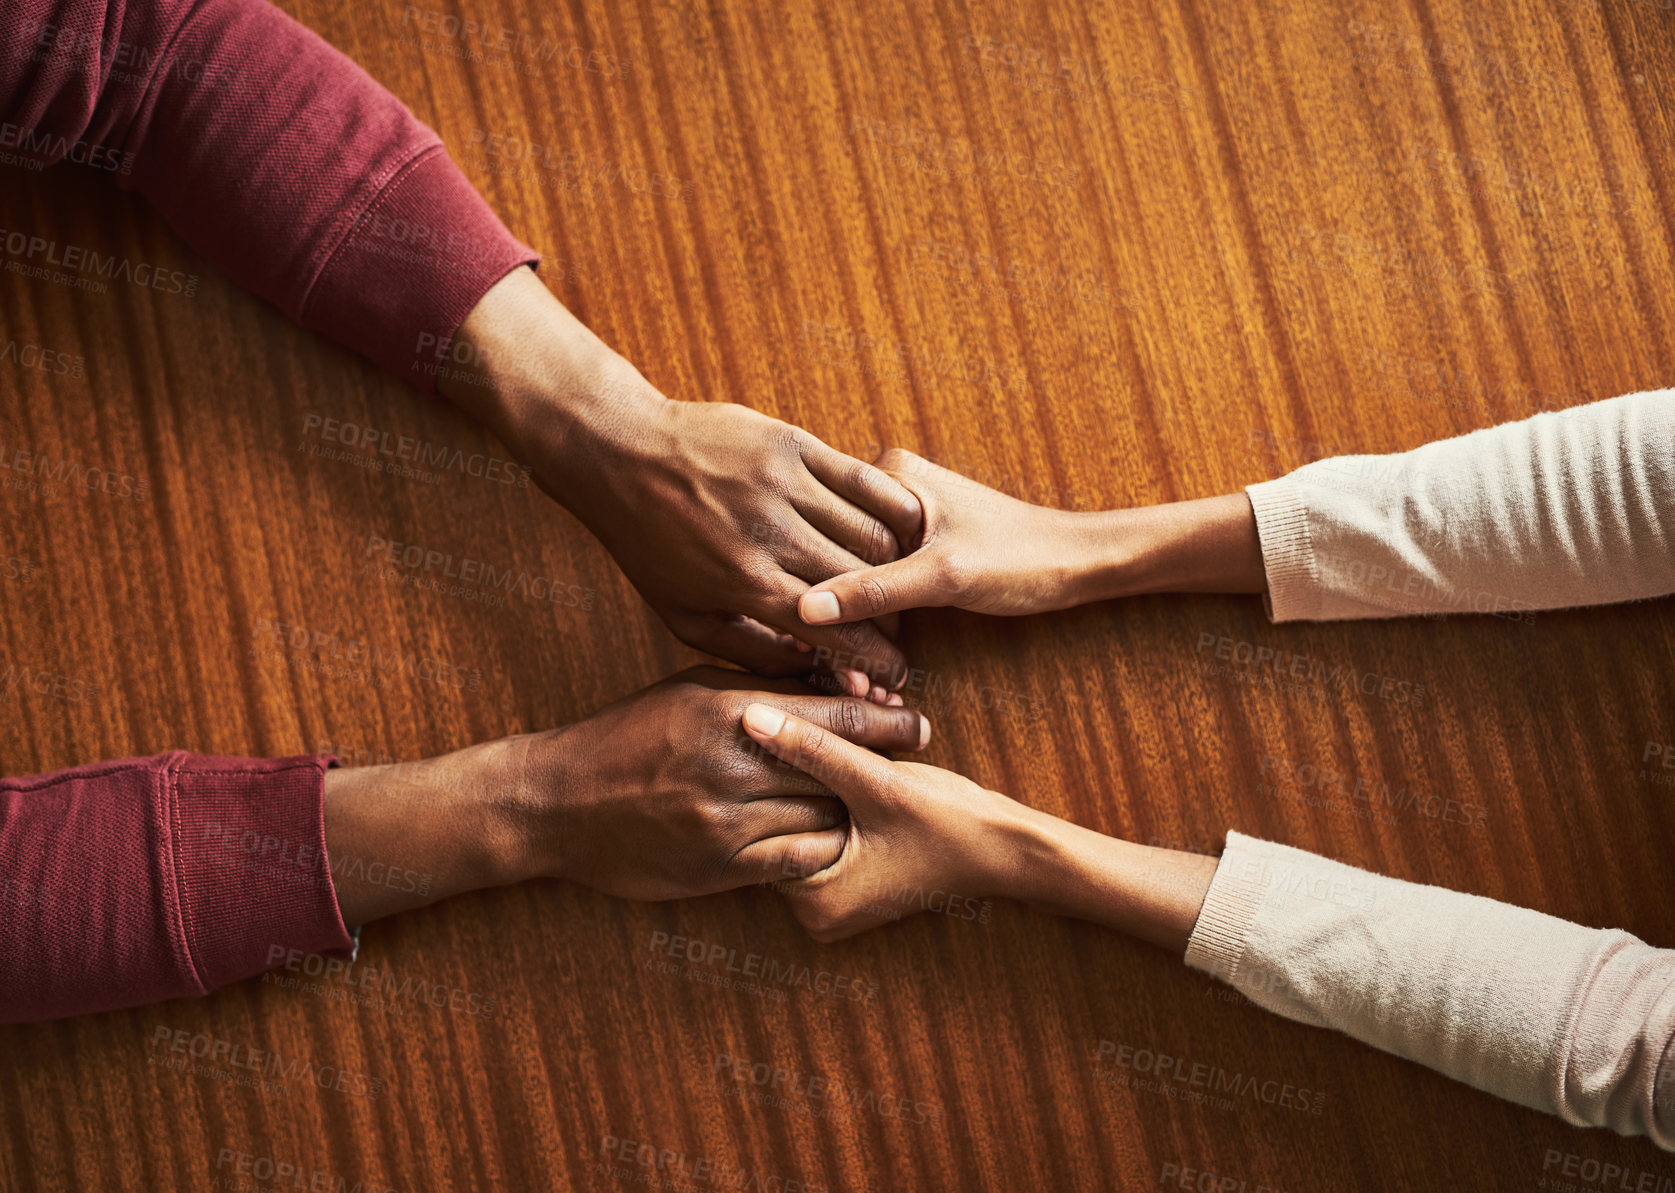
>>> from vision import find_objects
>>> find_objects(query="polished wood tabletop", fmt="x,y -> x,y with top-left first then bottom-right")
3,0 -> 1673,1188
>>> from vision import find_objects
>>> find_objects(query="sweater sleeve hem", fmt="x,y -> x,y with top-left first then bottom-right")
165,753 -> 354,995
1182,831 -> 1268,983
1245,478 -> 1319,622
298,144 -> 540,392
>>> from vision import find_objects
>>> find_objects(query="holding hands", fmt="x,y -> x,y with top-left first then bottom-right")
442,268 -> 921,696
738,703 -> 1217,952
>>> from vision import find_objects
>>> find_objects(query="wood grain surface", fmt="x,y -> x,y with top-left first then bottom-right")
2,0 -> 1673,1189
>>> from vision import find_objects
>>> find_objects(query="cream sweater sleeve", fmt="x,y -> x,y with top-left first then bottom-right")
1184,832 -> 1675,1148
1246,392 -> 1675,621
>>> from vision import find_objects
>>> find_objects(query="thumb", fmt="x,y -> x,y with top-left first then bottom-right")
797,555 -> 950,625
741,703 -> 897,807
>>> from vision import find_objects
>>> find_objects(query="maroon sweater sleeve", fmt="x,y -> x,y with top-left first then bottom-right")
1,0 -> 540,388
0,1 -> 536,1019
1,753 -> 353,1023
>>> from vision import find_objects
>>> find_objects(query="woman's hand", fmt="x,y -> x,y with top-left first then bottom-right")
439,268 -> 920,697
738,703 -> 1218,950
321,668 -> 931,923
794,449 -> 1268,629
797,449 -> 1102,623
736,701 -> 1030,940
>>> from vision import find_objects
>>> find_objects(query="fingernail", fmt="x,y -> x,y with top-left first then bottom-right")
843,669 -> 868,697
886,693 -> 904,707
869,685 -> 886,704
801,591 -> 841,624
795,638 -> 814,652
918,716 -> 932,750
743,703 -> 786,736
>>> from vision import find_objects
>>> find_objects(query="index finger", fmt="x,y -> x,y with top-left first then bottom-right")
741,703 -> 899,799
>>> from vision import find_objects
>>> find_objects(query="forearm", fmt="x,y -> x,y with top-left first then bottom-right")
436,267 -> 666,506
992,804 -> 1218,952
322,734 -> 555,925
1058,493 -> 1267,606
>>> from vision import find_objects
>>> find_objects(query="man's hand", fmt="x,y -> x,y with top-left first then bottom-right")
321,668 -> 932,924
530,668 -> 929,900
439,268 -> 920,697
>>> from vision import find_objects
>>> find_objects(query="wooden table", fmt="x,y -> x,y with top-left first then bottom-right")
3,0 -> 1673,1188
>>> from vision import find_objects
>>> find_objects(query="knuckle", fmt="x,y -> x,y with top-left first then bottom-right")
936,550 -> 975,597
855,574 -> 893,616
864,521 -> 897,564
778,426 -> 813,458
828,698 -> 867,741
791,723 -> 833,771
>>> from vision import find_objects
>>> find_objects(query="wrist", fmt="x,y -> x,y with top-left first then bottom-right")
438,267 -> 670,493
1061,494 -> 1267,604
320,739 -> 547,925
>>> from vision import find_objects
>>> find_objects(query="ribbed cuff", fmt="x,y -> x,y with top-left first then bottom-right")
301,144 -> 541,392
1245,477 -> 1318,622
1183,831 -> 1268,983
165,753 -> 354,995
